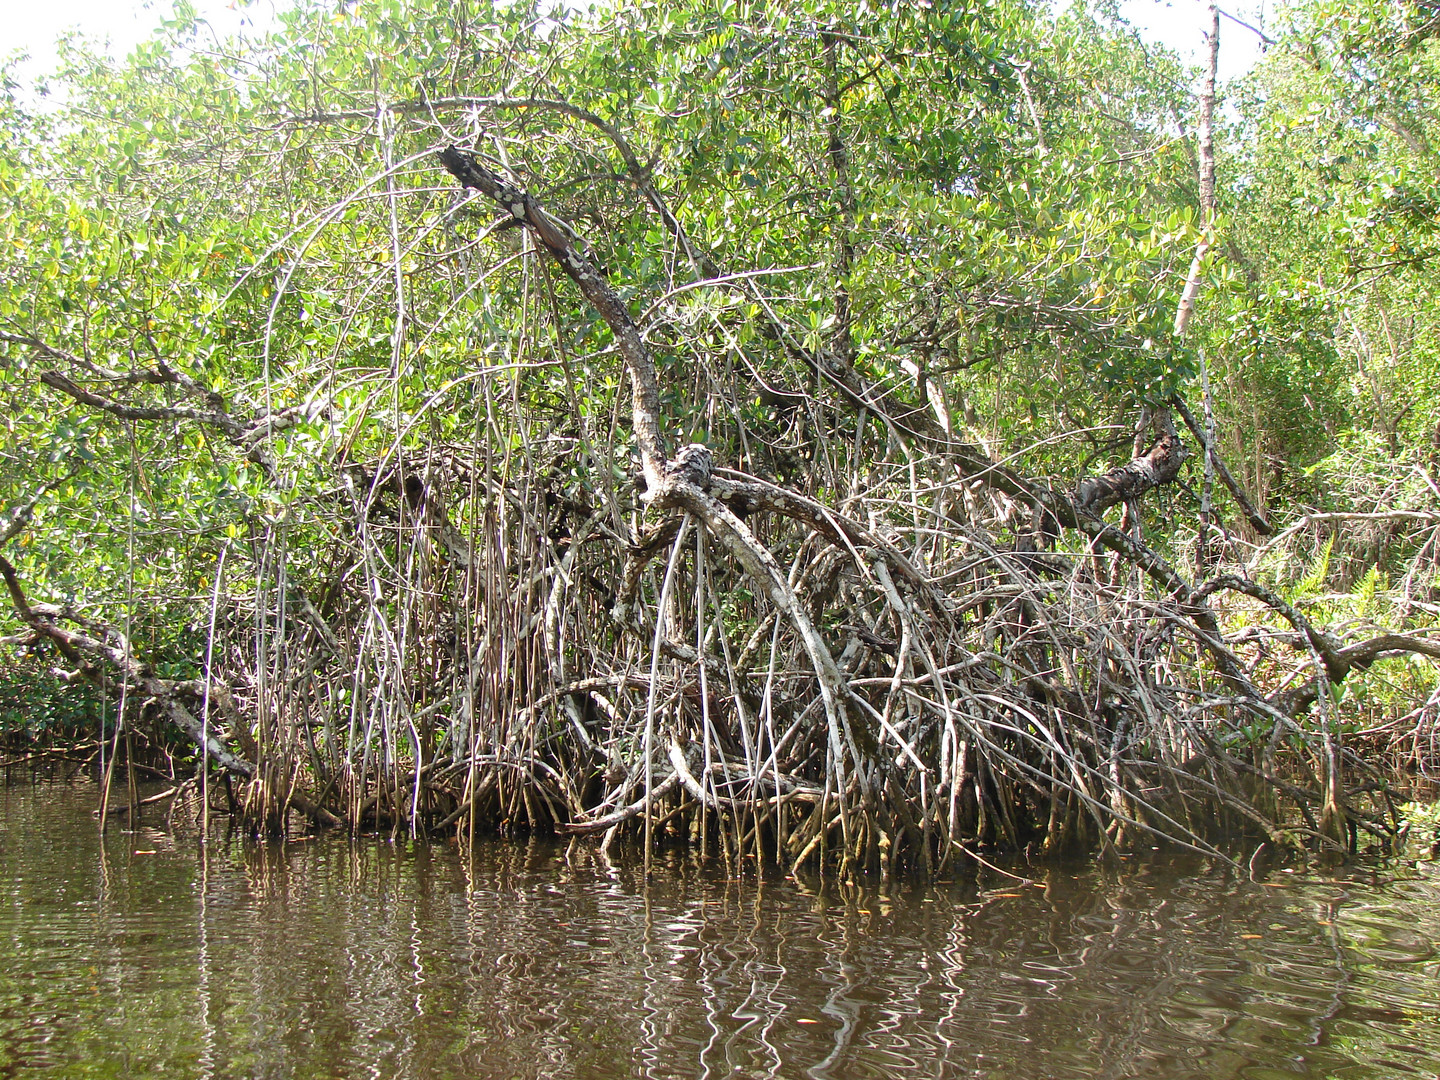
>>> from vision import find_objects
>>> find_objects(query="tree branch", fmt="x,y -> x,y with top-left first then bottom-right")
440,144 -> 668,494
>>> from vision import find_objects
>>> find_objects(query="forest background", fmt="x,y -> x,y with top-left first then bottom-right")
2,0 -> 1439,876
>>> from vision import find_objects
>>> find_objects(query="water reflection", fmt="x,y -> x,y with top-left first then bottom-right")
0,783 -> 1437,1078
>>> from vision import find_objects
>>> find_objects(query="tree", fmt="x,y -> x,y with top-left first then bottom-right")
0,0 -> 1433,871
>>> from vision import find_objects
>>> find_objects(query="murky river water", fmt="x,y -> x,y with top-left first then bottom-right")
0,782 -> 1437,1078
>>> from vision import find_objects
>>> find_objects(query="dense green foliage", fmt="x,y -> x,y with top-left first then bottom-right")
0,3 -> 1159,667
0,0 -> 1208,607
0,0 -> 1425,569
0,650 -> 100,741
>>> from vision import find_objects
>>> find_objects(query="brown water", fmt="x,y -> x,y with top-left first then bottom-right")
0,782 -> 1437,1079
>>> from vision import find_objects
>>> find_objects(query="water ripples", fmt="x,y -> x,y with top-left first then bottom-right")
1,786 -> 1438,1077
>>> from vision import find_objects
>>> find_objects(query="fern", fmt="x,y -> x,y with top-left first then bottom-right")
1286,534 -> 1334,604
1355,565 -> 1385,620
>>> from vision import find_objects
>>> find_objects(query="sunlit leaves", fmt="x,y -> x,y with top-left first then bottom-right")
0,0 -> 1382,661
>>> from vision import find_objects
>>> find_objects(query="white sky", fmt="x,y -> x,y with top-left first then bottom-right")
0,0 -> 276,84
0,0 -> 1272,89
1117,0 -> 1271,83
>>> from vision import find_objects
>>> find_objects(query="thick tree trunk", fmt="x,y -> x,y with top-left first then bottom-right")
1073,433 -> 1188,514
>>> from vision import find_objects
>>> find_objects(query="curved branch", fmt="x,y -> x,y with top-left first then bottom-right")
1199,572 -> 1440,716
1073,433 -> 1188,514
0,553 -> 343,827
556,769 -> 682,834
439,145 -> 667,493
1,473 -> 77,549
1198,574 -> 1345,676
40,370 -> 247,441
